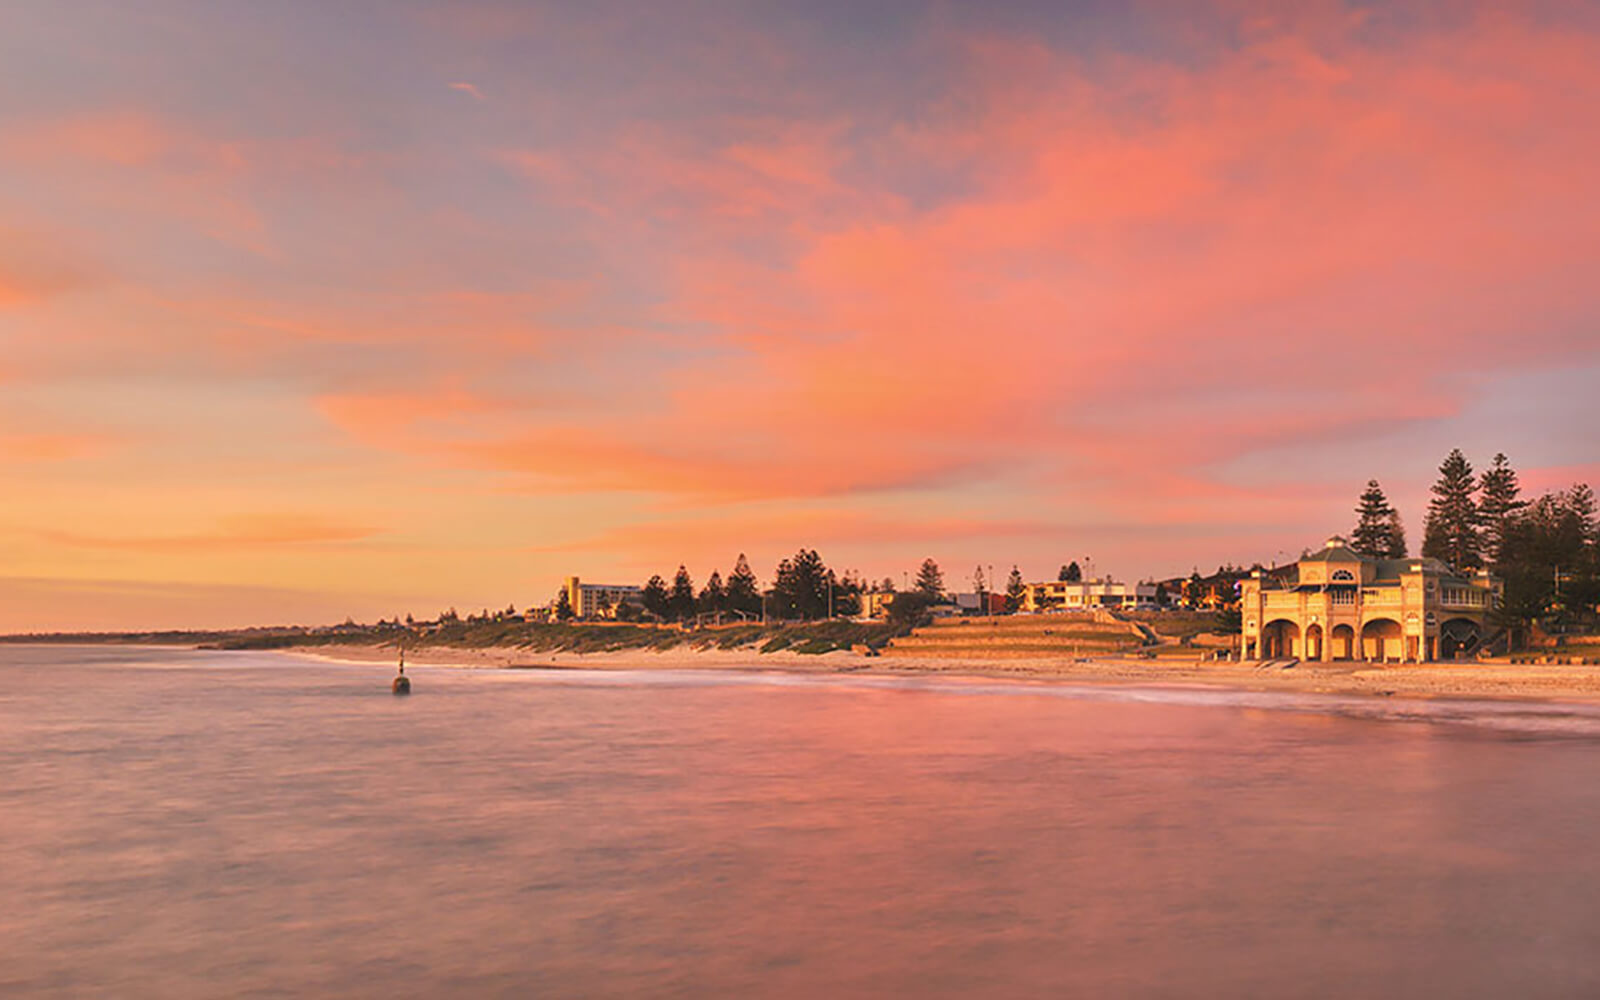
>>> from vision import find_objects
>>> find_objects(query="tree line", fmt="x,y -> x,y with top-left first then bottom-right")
553,552 -> 1082,626
1351,450 -> 1598,627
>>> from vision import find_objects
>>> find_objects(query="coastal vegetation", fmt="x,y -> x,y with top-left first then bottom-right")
213,618 -> 900,657
1412,450 -> 1597,633
1351,480 -> 1408,558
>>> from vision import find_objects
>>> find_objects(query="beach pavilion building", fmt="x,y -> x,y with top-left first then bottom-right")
1239,536 -> 1500,663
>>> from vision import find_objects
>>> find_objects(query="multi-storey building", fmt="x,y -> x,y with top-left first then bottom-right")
1239,536 -> 1500,662
563,576 -> 643,619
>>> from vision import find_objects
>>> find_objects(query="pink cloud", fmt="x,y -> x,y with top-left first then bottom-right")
5,1 -> 1599,620
327,7 -> 1600,520
42,513 -> 381,553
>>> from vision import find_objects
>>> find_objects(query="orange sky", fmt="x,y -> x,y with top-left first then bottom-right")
3,1 -> 1599,630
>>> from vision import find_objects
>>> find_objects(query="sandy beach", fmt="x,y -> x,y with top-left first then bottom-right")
299,642 -> 1600,704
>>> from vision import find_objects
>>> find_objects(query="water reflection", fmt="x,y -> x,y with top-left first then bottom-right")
3,646 -> 1599,998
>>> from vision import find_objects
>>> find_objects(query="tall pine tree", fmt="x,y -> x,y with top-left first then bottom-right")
1352,480 -> 1407,558
698,570 -> 726,615
914,558 -> 945,599
641,574 -> 669,618
1477,453 -> 1526,567
1005,566 -> 1027,613
1422,449 -> 1482,571
669,565 -> 696,621
771,548 -> 830,620
724,553 -> 761,617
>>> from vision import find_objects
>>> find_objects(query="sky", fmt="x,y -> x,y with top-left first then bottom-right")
3,0 -> 1599,631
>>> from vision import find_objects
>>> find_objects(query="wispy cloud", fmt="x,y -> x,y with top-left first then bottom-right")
42,514 -> 381,553
2,0 -> 1598,629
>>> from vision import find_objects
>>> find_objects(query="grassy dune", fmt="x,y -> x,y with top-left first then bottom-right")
214,619 -> 899,657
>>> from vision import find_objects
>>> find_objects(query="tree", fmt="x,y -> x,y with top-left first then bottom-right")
1352,479 -> 1407,558
833,569 -> 863,617
698,570 -> 726,616
1478,453 -> 1527,567
1422,449 -> 1482,571
1496,485 -> 1600,629
641,574 -> 669,619
914,558 -> 945,600
972,565 -> 988,609
1185,570 -> 1204,609
880,577 -> 896,593
554,587 -> 574,621
886,590 -> 935,630
1059,561 -> 1082,582
725,553 -> 762,617
669,565 -> 696,621
771,548 -> 831,620
1214,607 -> 1242,634
1005,566 -> 1026,613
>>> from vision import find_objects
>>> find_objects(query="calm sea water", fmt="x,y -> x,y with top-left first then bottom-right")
5,645 -> 1600,998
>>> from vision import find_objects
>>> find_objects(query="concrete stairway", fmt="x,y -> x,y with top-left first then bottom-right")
881,614 -> 1148,660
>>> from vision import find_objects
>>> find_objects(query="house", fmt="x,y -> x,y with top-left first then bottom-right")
1239,536 -> 1500,662
1023,578 -> 1157,612
952,592 -> 1009,615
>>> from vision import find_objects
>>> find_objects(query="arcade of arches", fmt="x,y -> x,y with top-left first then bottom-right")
1239,536 -> 1499,664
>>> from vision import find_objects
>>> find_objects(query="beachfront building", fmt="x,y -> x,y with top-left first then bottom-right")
857,591 -> 895,620
1023,578 -> 1158,612
563,576 -> 643,619
1239,536 -> 1500,663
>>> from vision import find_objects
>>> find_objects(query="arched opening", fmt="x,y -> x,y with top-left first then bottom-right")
1330,624 -> 1355,661
1304,623 -> 1324,662
1261,619 -> 1301,659
1361,619 -> 1403,662
1439,618 -> 1482,660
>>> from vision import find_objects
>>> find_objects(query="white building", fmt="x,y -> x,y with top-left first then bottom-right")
1023,578 -> 1157,612
563,576 -> 643,619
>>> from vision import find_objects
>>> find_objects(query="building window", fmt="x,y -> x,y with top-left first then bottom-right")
1331,589 -> 1355,605
1331,570 -> 1354,582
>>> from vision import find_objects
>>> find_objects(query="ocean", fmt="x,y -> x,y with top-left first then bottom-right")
5,644 -> 1600,998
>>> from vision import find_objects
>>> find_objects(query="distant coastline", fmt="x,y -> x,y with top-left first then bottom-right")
7,622 -> 1600,704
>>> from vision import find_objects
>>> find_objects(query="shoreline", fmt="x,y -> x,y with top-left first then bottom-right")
292,642 -> 1600,705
